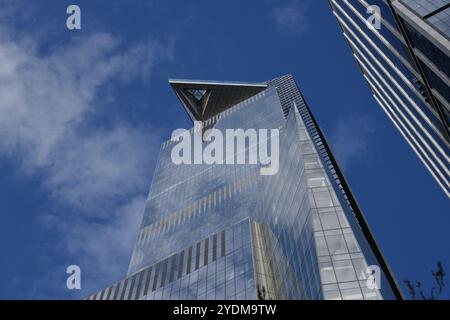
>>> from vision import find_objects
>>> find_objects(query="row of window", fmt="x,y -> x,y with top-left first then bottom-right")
356,0 -> 450,130
137,173 -> 260,245
273,69 -> 382,300
263,76 -> 328,300
90,219 -> 258,300
89,228 -> 231,300
333,0 -> 450,197
146,221 -> 256,300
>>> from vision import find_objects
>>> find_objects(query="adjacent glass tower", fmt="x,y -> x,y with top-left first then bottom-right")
87,75 -> 402,300
328,0 -> 450,197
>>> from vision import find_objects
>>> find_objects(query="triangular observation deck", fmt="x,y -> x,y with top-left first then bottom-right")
169,79 -> 268,122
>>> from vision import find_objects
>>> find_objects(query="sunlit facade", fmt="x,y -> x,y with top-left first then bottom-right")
329,0 -> 450,197
87,75 -> 402,300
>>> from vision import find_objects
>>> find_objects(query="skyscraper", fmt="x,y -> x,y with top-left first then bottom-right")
87,75 -> 402,300
328,0 -> 450,198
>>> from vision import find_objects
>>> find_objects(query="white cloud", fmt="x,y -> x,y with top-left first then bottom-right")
0,19 -> 173,298
330,115 -> 376,169
271,0 -> 310,37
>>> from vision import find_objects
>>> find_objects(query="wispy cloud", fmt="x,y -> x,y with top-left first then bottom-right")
270,0 -> 310,37
0,8 -> 174,298
330,115 -> 377,169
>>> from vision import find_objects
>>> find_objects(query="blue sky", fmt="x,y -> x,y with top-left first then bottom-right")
0,0 -> 448,299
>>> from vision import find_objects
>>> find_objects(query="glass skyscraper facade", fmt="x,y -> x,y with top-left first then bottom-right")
87,75 -> 402,300
328,0 -> 450,198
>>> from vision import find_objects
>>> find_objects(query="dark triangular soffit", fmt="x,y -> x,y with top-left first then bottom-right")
169,79 -> 267,122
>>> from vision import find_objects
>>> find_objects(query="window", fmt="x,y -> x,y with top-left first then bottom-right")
320,261 -> 337,284
362,286 -> 381,300
319,208 -> 341,230
336,209 -> 350,228
308,177 -> 327,188
187,89 -> 208,102
303,155 -> 321,169
344,230 -> 360,253
315,235 -> 329,256
341,288 -> 363,300
313,190 -> 334,208
325,234 -> 348,255
333,260 -> 357,282
312,213 -> 322,231
323,289 -> 342,300
351,258 -> 368,281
